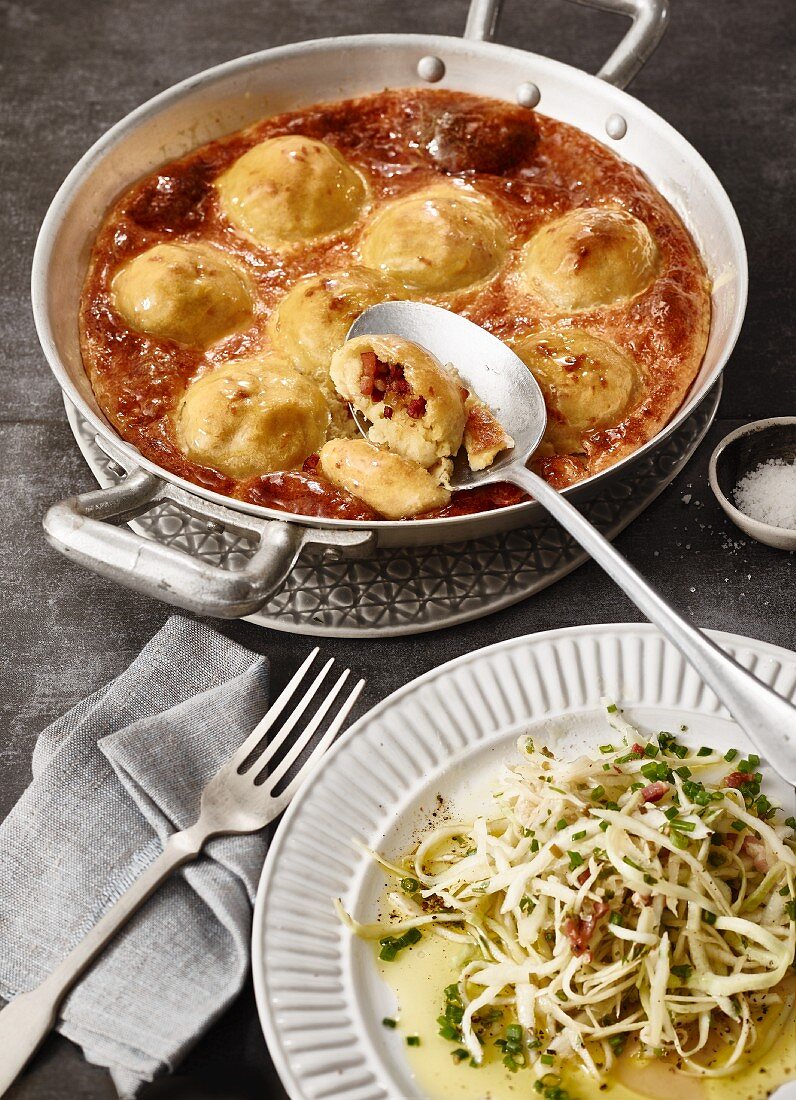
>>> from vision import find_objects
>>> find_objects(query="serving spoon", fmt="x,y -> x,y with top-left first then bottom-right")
348,301 -> 796,784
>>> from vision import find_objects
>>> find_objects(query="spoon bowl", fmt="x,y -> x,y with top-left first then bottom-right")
345,300 -> 796,784
347,300 -> 546,489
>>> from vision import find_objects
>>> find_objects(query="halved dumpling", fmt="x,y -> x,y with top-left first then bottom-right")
267,269 -> 403,386
462,392 -> 515,471
512,328 -> 639,453
519,207 -> 660,311
318,438 -> 450,519
216,135 -> 368,250
111,241 -> 254,347
174,354 -> 329,478
330,335 -> 466,470
359,183 -> 507,294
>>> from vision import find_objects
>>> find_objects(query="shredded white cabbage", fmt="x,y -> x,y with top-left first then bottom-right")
338,707 -> 796,1089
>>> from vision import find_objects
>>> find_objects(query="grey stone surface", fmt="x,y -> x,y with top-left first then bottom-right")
1,0 -> 794,1096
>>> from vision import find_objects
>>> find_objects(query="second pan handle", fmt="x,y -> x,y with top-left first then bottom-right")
464,0 -> 669,89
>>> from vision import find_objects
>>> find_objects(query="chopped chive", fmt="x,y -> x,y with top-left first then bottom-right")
670,819 -> 696,833
599,744 -> 615,754
602,762 -> 612,772
568,851 -> 585,870
520,895 -> 535,914
530,838 -> 540,853
703,911 -> 717,925
406,1035 -> 421,1047
382,1017 -> 397,1028
643,873 -> 657,885
572,830 -> 587,841
644,743 -> 660,758
725,748 -> 738,762
697,746 -> 713,757
670,832 -> 690,849
609,912 -> 624,926
664,806 -> 680,821
400,877 -> 420,893
591,785 -> 605,801
540,1053 -> 555,1065
671,964 -> 692,982
451,1048 -> 469,1062
786,900 -> 796,920
599,820 -> 609,832
607,703 -> 618,714
731,820 -> 746,832
785,817 -> 796,830
675,765 -> 692,779
748,754 -> 760,768
556,818 -> 568,831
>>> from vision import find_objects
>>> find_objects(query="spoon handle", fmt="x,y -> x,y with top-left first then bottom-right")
509,465 -> 796,782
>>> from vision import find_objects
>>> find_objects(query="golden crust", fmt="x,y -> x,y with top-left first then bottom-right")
318,438 -> 451,519
519,207 -> 661,312
111,242 -> 254,348
216,135 -> 368,250
174,355 -> 329,479
512,328 -> 639,454
359,183 -> 507,294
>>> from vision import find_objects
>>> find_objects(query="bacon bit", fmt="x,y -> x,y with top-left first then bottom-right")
563,903 -> 609,956
459,386 -> 470,401
407,396 -> 427,419
359,351 -> 377,396
578,869 -> 590,886
741,835 -> 770,874
302,453 -> 320,472
631,743 -> 646,757
382,405 -> 393,419
641,781 -> 669,803
724,771 -> 749,789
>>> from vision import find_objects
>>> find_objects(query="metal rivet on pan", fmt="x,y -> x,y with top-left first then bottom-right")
606,113 -> 628,139
516,82 -> 541,108
417,55 -> 446,83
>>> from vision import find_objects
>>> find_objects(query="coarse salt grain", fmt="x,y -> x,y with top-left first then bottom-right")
733,457 -> 796,530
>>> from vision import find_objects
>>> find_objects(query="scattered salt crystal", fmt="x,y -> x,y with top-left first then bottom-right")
733,457 -> 796,530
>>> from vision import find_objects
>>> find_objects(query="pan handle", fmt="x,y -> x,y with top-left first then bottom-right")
43,468 -> 374,619
464,0 -> 669,89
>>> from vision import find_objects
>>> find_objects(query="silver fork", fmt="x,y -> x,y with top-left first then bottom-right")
0,648 -> 364,1096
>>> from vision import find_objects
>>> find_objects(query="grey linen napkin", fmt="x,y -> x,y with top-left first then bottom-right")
0,617 -> 270,1097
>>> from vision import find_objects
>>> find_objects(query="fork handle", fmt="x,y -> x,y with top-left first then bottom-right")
0,824 -> 206,1096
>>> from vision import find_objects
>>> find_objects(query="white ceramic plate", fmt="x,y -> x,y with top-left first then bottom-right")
253,624 -> 796,1100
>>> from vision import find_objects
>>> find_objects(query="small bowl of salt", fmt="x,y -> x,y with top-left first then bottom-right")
709,417 -> 796,550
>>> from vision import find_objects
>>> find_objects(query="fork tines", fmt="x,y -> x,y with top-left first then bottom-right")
227,649 -> 364,796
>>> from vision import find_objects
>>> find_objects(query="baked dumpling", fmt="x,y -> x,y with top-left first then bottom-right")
462,392 -> 515,471
268,269 -> 402,386
216,136 -> 367,250
512,328 -> 638,452
519,207 -> 660,311
359,183 -> 507,294
174,354 -> 329,478
111,242 -> 254,347
318,438 -> 450,519
330,335 -> 467,469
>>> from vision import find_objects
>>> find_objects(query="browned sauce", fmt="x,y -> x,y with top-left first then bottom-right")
80,88 -> 709,520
